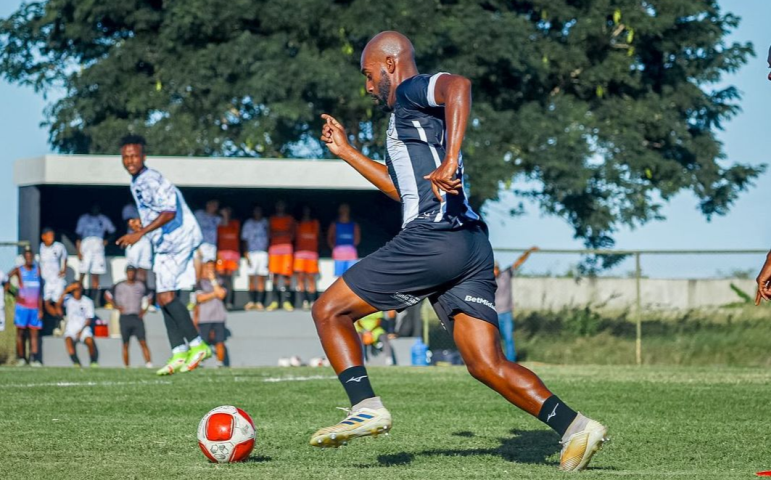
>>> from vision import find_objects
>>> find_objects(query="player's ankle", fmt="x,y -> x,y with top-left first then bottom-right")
353,396 -> 384,412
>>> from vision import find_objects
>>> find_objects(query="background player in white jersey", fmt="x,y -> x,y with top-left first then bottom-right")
116,134 -> 211,376
241,205 -> 269,310
194,199 -> 221,279
56,281 -> 98,368
122,202 -> 153,283
75,204 -> 116,305
39,227 -> 68,318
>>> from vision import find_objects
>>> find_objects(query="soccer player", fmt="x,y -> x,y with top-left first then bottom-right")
241,205 -> 270,311
116,134 -> 211,376
195,261 -> 228,367
755,46 -> 771,303
310,32 -> 607,471
105,266 -> 152,368
215,206 -> 240,310
294,205 -> 320,310
495,246 -> 538,362
57,281 -> 98,367
75,204 -> 116,305
122,202 -> 153,283
194,199 -> 221,279
10,249 -> 43,366
266,200 -> 295,312
39,227 -> 68,318
327,203 -> 361,276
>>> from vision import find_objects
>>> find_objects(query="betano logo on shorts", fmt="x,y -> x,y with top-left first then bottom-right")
464,295 -> 496,311
392,292 -> 420,307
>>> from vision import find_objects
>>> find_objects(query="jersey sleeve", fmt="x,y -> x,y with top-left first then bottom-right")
85,299 -> 95,319
398,72 -> 448,109
103,216 -> 117,234
136,172 -> 178,213
75,216 -> 86,237
58,244 -> 68,261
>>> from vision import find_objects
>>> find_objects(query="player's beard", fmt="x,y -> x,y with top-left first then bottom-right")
373,70 -> 393,112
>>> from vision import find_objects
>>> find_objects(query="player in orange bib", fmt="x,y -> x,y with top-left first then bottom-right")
267,200 -> 296,311
294,205 -> 321,310
215,206 -> 240,310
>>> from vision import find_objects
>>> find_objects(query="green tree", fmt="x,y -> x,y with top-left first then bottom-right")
0,0 -> 761,254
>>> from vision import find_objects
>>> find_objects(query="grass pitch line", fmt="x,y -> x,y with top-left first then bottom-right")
0,379 -> 172,389
237,374 -> 336,383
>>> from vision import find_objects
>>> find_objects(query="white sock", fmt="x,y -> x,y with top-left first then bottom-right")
189,336 -> 203,347
172,344 -> 189,355
562,413 -> 589,442
352,396 -> 384,412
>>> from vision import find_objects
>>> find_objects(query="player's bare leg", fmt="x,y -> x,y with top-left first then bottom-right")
15,329 -> 26,365
452,313 -> 607,471
28,329 -> 40,364
122,343 -> 130,367
84,337 -> 98,366
139,339 -> 152,366
256,275 -> 266,310
309,278 -> 391,447
65,337 -> 80,367
296,272 -> 307,310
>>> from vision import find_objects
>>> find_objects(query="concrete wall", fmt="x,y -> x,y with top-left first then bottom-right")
511,277 -> 755,311
40,310 -> 414,368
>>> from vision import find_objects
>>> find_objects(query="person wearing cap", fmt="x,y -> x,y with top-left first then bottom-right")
106,265 -> 152,368
39,227 -> 68,319
494,247 -> 539,362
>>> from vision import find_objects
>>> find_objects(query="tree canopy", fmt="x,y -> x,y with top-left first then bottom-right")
0,0 -> 761,253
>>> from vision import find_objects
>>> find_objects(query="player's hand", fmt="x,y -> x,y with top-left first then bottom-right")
103,239 -> 108,246
116,231 -> 144,248
528,246 -> 540,253
59,270 -> 66,278
424,158 -> 461,201
320,114 -> 352,157
128,218 -> 142,232
755,253 -> 771,305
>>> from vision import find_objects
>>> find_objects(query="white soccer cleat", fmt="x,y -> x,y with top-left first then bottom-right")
559,418 -> 608,472
310,407 -> 392,448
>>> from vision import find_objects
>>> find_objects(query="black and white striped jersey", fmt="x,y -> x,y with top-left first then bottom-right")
385,72 -> 480,229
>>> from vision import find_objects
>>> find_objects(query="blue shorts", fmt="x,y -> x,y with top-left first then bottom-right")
343,221 -> 498,333
334,259 -> 358,277
14,306 -> 42,330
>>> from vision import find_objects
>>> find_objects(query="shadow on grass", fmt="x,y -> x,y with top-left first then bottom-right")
243,455 -> 272,463
370,429 -> 560,468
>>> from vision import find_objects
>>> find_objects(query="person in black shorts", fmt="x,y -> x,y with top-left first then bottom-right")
106,266 -> 152,368
195,261 -> 228,367
309,31 -> 607,472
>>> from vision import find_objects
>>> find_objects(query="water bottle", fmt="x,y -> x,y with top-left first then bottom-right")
411,338 -> 429,366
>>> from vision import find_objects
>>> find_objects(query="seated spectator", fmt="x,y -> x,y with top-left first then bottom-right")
57,281 -> 98,368
216,206 -> 240,310
195,261 -> 228,367
355,311 -> 395,366
105,266 -> 153,368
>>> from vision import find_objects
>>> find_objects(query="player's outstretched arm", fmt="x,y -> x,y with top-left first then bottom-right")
320,114 -> 399,202
512,246 -> 540,272
755,251 -> 771,305
423,74 -> 471,201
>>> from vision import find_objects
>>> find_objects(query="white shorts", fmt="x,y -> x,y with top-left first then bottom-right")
154,242 -> 197,293
0,305 -> 5,332
196,243 -> 217,263
126,237 -> 153,270
245,251 -> 269,276
43,277 -> 66,302
79,237 -> 107,275
65,324 -> 93,341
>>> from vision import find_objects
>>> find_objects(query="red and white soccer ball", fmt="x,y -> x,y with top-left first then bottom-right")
197,406 -> 256,463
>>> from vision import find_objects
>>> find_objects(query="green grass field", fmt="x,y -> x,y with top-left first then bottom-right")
1,365 -> 769,479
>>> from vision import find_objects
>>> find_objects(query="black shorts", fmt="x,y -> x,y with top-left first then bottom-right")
119,314 -> 146,343
199,322 -> 226,344
343,220 -> 498,332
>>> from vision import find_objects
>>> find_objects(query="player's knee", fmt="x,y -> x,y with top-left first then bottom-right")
465,356 -> 503,383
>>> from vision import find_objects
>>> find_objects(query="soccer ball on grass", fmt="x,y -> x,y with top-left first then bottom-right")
197,405 -> 256,463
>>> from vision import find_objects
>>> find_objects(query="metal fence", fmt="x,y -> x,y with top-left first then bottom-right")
488,248 -> 768,365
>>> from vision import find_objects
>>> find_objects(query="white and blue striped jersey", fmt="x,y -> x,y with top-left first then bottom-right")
130,168 -> 202,254
386,72 -> 480,229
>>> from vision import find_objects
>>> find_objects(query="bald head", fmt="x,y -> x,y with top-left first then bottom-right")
767,45 -> 771,82
360,31 -> 419,112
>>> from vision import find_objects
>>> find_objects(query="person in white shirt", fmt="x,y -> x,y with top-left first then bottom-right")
75,204 -> 116,304
241,205 -> 270,310
194,199 -> 221,279
117,134 -> 210,376
39,227 -> 68,318
56,281 -> 98,367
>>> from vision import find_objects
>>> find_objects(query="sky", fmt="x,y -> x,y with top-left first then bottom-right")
0,0 -> 768,278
